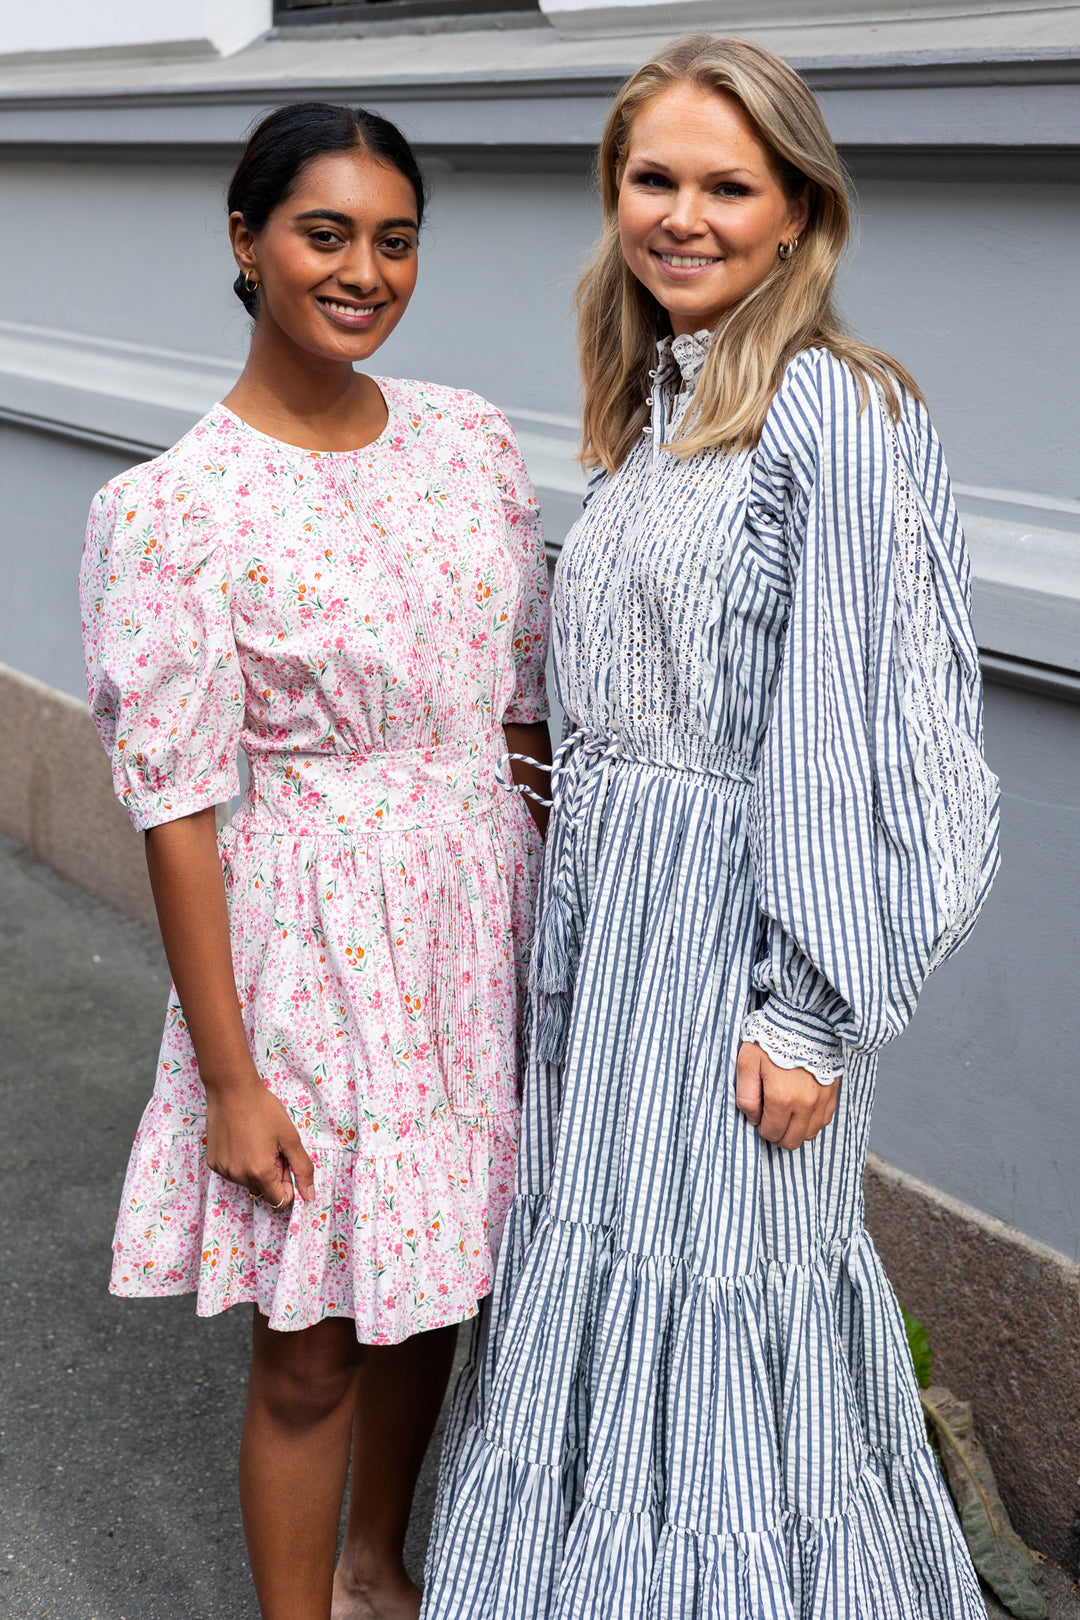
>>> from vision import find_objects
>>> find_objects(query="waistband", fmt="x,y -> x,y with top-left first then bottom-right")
237,738 -> 506,837
545,725 -> 755,820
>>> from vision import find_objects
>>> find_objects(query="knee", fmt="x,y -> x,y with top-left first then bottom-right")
251,1318 -> 361,1429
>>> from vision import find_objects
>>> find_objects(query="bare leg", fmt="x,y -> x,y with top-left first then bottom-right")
241,1310 -> 364,1620
332,1321 -> 459,1620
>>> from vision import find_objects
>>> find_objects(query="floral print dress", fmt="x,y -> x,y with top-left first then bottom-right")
80,380 -> 549,1344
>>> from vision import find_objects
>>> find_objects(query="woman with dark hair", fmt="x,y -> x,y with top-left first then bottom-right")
422,35 -> 999,1620
80,102 -> 550,1620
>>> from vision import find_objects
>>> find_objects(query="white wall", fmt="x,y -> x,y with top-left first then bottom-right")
0,0 -> 271,59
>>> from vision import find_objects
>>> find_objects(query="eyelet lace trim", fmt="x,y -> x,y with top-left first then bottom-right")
886,407 -> 999,967
556,331 -> 749,761
741,1008 -> 844,1086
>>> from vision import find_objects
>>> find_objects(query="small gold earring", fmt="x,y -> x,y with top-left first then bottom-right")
244,271 -> 260,292
778,237 -> 799,261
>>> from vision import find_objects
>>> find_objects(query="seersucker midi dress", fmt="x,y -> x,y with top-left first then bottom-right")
80,380 -> 549,1346
421,337 -> 1000,1618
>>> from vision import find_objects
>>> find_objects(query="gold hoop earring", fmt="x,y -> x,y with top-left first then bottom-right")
778,237 -> 799,261
244,271 -> 260,292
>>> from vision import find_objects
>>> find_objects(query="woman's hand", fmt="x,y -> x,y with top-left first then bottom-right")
205,1078 -> 315,1211
735,1041 -> 839,1150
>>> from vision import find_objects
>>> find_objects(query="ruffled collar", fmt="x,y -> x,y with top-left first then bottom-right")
656,328 -> 714,393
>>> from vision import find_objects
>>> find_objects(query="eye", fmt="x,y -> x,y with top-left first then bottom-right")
631,170 -> 673,189
309,228 -> 344,246
714,182 -> 750,198
380,235 -> 415,254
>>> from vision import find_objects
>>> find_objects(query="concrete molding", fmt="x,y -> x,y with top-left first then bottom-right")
0,661 -> 156,928
0,16 -> 1077,157
540,0 -> 1080,42
1,318 -> 1076,671
864,1151 -> 1080,1569
0,81 -> 1075,154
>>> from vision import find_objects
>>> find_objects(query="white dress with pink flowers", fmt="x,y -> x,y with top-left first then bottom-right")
80,380 -> 548,1344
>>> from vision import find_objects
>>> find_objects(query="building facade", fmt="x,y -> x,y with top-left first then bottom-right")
1,0 -> 1077,1566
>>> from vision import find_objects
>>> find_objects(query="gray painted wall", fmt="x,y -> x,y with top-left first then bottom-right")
839,172 -> 1080,503
0,424 -> 128,698
873,684 -> 1080,1261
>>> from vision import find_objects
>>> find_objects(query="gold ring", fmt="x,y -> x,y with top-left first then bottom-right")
248,1189 -> 260,1200
269,1194 -> 289,1212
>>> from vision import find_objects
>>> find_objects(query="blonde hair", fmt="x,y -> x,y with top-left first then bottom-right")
577,34 -> 921,471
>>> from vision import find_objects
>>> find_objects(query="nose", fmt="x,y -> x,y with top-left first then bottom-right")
338,241 -> 381,296
662,186 -> 707,240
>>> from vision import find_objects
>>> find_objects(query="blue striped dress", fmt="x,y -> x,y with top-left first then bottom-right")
421,337 -> 1000,1619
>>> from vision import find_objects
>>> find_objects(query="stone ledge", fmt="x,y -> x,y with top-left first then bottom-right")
865,1151 -> 1080,1571
0,660 -> 155,928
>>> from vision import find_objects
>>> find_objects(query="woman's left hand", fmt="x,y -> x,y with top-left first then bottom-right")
735,1041 -> 839,1150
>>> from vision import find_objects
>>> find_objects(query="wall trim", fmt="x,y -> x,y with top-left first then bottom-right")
866,1152 -> 1078,1272
981,651 -> 1080,702
0,403 -> 163,461
0,18 -> 1076,156
541,0 -> 1080,44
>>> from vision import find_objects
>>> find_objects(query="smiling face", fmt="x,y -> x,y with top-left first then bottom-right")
617,82 -> 811,337
229,146 -> 419,365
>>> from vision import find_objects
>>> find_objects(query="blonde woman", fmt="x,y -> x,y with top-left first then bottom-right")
421,35 -> 999,1620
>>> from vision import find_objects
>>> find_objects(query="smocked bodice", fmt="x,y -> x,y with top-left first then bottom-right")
554,330 -> 779,781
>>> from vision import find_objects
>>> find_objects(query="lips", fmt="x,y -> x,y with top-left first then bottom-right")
650,248 -> 722,283
316,296 -> 381,329
657,253 -> 718,268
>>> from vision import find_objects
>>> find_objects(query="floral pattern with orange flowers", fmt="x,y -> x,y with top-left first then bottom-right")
80,379 -> 548,1344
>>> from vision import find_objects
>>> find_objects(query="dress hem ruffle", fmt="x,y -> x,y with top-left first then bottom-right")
423,1193 -> 985,1618
110,1104 -> 518,1346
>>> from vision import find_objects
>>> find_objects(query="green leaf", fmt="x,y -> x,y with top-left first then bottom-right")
901,1306 -> 933,1390
921,1386 -> 1047,1620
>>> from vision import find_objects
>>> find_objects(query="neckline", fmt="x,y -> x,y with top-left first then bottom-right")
214,379 -> 397,457
658,329 -> 714,394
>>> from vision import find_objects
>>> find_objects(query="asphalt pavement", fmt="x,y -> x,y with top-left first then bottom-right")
2,830 -> 1078,1620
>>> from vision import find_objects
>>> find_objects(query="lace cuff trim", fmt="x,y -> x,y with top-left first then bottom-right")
741,1007 -> 844,1086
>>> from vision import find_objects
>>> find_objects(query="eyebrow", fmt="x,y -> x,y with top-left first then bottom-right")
628,159 -> 755,180
292,208 -> 418,229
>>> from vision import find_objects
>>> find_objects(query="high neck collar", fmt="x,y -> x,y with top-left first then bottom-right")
657,328 -> 714,393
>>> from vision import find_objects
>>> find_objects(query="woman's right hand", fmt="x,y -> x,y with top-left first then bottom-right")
205,1077 -> 316,1212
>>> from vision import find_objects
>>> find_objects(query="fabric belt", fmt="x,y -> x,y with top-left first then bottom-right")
240,738 -> 506,837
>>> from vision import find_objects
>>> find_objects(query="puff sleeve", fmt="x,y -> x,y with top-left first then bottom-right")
741,350 -> 1000,1080
80,461 -> 245,831
481,406 -> 550,725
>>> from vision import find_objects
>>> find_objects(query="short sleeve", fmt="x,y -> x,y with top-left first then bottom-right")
743,351 -> 1000,1070
481,407 -> 550,725
80,462 -> 244,831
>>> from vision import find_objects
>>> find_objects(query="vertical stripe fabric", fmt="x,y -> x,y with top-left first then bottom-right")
421,341 -> 999,1620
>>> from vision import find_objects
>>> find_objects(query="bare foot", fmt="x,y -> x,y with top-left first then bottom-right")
330,1560 -> 421,1620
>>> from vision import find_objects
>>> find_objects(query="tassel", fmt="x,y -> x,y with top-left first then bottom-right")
528,886 -> 572,996
536,991 -> 570,1066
